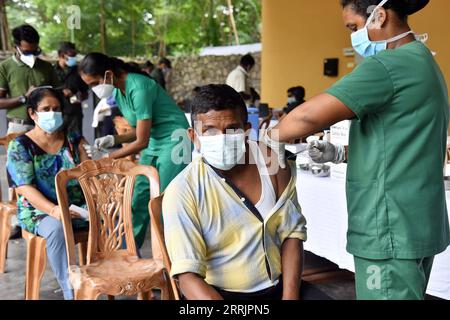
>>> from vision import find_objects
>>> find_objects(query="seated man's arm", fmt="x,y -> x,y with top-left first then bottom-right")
163,180 -> 221,300
177,273 -> 223,300
281,239 -> 304,300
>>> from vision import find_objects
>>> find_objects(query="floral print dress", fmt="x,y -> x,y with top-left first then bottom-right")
6,133 -> 87,234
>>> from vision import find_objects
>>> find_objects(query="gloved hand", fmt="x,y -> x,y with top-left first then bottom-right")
94,135 -> 115,150
260,125 -> 286,169
307,140 -> 346,164
83,144 -> 109,160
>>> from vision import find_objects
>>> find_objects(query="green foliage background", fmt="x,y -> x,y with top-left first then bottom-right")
5,0 -> 261,58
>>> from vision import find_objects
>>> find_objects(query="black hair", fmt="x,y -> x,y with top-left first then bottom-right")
27,88 -> 65,114
340,0 -> 410,21
158,57 -> 172,68
145,60 -> 155,69
79,52 -> 151,79
190,84 -> 248,126
12,24 -> 40,46
58,41 -> 76,56
127,61 -> 141,69
240,54 -> 255,69
288,86 -> 306,101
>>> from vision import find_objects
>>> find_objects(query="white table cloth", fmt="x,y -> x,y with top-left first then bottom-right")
296,171 -> 450,300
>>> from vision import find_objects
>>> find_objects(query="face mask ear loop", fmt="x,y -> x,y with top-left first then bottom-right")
104,71 -> 114,86
365,0 -> 390,30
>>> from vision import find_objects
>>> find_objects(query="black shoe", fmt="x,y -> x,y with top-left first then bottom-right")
9,226 -> 21,240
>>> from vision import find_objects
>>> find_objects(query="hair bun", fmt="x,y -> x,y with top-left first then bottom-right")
401,0 -> 429,15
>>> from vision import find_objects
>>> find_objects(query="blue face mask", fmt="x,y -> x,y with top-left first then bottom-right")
35,111 -> 64,134
66,56 -> 77,67
351,0 -> 414,58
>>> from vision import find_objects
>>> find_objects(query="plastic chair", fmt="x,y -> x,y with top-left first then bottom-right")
55,158 -> 172,300
0,133 -> 22,273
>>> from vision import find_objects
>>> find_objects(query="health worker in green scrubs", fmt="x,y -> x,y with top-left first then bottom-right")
263,0 -> 450,300
79,53 -> 190,248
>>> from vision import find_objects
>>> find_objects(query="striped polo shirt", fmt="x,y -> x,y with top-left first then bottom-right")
163,144 -> 307,293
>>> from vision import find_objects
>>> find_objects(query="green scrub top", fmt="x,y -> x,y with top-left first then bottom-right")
326,41 -> 450,260
113,73 -> 189,156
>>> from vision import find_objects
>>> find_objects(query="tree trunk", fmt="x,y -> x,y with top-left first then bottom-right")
0,0 -> 11,51
226,0 -> 240,45
99,0 -> 107,53
131,8 -> 136,57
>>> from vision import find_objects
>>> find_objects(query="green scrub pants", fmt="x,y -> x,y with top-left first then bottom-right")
354,255 -> 435,300
132,151 -> 187,248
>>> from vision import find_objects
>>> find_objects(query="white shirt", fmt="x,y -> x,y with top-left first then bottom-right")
226,65 -> 250,95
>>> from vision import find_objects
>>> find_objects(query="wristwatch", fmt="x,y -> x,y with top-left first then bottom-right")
18,95 -> 27,104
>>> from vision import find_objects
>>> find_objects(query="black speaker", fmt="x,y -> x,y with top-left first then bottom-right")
324,58 -> 339,77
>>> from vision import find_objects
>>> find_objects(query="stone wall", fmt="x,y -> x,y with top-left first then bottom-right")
170,52 -> 261,104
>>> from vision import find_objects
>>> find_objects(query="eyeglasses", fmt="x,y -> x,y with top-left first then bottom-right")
17,46 -> 42,56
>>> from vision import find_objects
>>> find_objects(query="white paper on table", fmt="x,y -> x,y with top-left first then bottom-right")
92,98 -> 112,128
330,120 -> 350,146
69,205 -> 89,221
285,143 -> 308,155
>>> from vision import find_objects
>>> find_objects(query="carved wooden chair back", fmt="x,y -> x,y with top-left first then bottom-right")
55,158 -> 160,267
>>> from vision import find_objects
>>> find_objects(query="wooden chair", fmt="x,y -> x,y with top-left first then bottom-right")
113,116 -> 136,162
55,158 -> 172,300
0,203 -> 16,273
0,133 -> 22,273
149,195 -> 180,300
113,116 -> 133,136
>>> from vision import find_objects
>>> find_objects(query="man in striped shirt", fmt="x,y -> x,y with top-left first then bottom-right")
163,85 -> 328,300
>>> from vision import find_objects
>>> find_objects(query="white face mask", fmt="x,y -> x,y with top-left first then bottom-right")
351,0 -> 414,58
35,111 -> 63,134
287,97 -> 297,104
17,47 -> 38,68
92,72 -> 115,99
196,130 -> 246,171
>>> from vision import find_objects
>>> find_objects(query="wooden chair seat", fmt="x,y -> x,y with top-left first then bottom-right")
69,250 -> 166,298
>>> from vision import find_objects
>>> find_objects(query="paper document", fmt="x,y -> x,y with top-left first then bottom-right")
69,205 -> 89,220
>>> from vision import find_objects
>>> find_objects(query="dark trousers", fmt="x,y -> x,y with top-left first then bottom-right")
213,279 -> 332,301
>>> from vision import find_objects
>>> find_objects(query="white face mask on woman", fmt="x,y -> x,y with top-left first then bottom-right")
351,0 -> 414,58
35,111 -> 63,134
92,71 -> 115,99
196,130 -> 246,171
